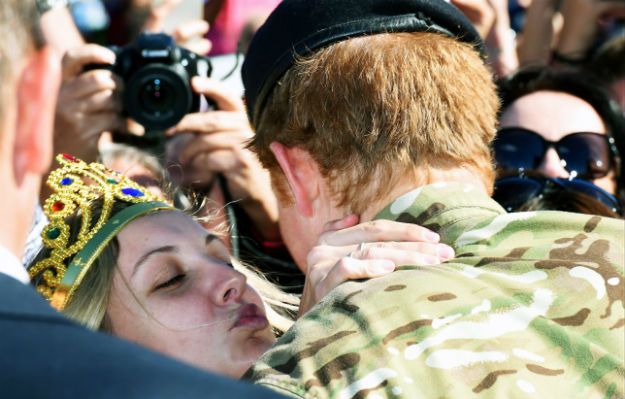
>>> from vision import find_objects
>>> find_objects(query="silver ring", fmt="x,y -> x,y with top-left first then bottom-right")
348,242 -> 365,258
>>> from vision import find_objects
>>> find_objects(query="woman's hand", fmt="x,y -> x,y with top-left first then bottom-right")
298,215 -> 455,317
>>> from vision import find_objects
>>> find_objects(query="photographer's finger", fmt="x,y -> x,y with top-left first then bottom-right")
178,131 -> 245,164
151,0 -> 183,18
190,149 -> 239,174
183,39 -> 213,56
145,0 -> 183,31
80,89 -> 120,113
172,20 -> 210,44
84,112 -> 125,138
168,111 -> 249,136
62,44 -> 116,81
191,77 -> 246,112
65,70 -> 118,99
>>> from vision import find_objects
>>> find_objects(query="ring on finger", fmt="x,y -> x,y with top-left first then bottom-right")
348,242 -> 366,258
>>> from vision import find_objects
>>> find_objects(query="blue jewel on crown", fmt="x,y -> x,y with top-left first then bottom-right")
60,177 -> 74,186
121,187 -> 145,197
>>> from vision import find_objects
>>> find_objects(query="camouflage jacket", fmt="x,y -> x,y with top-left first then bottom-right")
245,182 -> 625,399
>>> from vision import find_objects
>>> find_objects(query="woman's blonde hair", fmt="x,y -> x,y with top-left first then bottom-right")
30,199 -> 297,333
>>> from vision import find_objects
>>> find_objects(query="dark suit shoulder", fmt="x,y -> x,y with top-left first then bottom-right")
0,274 -> 284,398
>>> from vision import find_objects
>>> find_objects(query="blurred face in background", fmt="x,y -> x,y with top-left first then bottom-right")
498,90 -> 617,195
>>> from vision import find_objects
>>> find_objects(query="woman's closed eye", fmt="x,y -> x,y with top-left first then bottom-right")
154,273 -> 187,291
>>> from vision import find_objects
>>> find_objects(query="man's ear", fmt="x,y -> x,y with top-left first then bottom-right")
269,142 -> 320,217
14,46 -> 61,185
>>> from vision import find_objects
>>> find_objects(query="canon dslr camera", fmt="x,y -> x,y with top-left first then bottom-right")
104,32 -> 212,131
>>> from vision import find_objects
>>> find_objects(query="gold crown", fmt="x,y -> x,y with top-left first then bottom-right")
29,154 -> 172,310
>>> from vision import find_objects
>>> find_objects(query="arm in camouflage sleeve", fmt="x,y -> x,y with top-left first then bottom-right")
246,207 -> 624,399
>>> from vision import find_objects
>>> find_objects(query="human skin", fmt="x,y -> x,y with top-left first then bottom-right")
102,209 -> 455,376
106,211 -> 276,378
499,90 -> 617,194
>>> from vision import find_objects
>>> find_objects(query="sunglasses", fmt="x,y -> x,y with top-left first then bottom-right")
494,127 -> 619,180
493,175 -> 623,216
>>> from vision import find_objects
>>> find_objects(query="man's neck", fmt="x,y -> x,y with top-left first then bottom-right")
358,169 -> 490,222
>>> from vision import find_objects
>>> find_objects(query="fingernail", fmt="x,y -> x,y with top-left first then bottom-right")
422,255 -> 440,265
372,261 -> 395,274
425,231 -> 440,242
102,50 -> 116,64
437,245 -> 455,260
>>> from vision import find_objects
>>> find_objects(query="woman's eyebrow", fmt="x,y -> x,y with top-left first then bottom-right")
132,245 -> 176,277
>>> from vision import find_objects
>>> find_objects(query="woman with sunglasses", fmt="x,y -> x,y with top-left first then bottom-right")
494,67 -> 625,213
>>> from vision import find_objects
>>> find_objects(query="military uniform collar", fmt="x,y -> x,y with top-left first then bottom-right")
375,182 -> 506,244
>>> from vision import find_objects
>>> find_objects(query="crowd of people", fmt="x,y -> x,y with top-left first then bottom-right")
0,0 -> 623,398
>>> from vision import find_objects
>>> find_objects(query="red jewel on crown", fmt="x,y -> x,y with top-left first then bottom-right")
51,201 -> 65,212
62,154 -> 79,163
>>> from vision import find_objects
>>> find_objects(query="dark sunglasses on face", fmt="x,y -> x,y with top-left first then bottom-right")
493,127 -> 619,180
493,175 -> 623,216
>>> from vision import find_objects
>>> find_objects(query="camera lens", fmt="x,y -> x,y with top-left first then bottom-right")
140,78 -> 174,113
125,64 -> 193,131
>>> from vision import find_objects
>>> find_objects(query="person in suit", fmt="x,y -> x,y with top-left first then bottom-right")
0,1 -> 285,397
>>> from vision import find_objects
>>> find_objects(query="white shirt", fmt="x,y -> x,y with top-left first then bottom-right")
0,245 -> 30,284
23,204 -> 46,267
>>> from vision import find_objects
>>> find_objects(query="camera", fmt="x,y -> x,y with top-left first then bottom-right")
104,32 -> 212,131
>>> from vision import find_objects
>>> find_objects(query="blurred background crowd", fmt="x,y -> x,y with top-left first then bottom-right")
0,0 -> 621,395
36,0 -> 625,293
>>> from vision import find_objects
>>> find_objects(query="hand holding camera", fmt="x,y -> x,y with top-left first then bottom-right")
102,32 -> 212,132
54,44 -> 125,164
55,32 -> 212,164
166,77 -> 280,240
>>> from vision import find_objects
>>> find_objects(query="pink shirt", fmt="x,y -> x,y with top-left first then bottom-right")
207,0 -> 281,55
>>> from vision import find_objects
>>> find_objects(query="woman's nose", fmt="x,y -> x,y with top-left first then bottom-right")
211,266 -> 247,306
537,148 -> 569,178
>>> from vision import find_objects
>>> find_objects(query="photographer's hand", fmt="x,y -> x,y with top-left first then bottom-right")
171,20 -> 212,55
54,44 -> 124,164
167,77 -> 280,240
143,0 -> 212,55
555,0 -> 625,63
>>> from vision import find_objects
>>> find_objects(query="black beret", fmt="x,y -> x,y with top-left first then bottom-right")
242,0 -> 484,125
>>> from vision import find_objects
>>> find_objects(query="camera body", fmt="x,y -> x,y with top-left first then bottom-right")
111,32 -> 212,131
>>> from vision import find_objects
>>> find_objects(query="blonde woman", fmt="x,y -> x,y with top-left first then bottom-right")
30,155 -> 451,378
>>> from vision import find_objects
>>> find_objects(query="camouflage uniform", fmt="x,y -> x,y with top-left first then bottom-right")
245,182 -> 625,398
